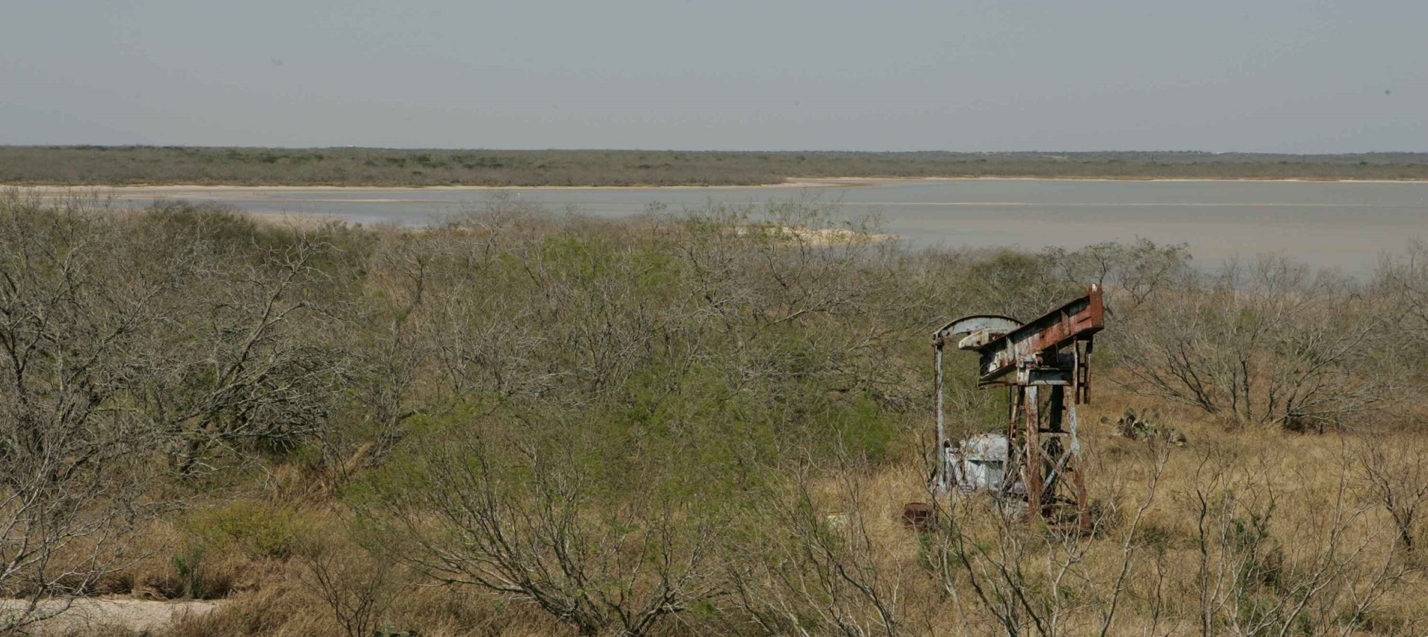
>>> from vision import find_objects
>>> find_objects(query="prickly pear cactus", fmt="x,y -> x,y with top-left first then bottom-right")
1103,407 -> 1187,447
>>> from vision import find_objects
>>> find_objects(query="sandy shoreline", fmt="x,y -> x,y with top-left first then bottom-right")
10,180 -> 849,194
7,175 -> 1428,198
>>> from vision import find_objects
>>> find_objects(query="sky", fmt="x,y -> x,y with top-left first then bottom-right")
1,0 -> 1423,152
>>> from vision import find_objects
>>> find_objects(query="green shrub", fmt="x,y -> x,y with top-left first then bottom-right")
182,500 -> 311,561
171,543 -> 208,599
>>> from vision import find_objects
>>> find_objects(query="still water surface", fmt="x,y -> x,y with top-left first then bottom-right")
116,179 -> 1428,272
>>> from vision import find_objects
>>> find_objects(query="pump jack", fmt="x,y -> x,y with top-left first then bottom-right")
933,285 -> 1104,531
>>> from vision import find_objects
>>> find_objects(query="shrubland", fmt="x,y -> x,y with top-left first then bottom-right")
4,147 -> 1428,186
1,189 -> 1426,636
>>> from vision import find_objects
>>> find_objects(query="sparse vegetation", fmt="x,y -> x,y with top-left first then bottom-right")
2,189 -> 1427,636
3,147 -> 1428,186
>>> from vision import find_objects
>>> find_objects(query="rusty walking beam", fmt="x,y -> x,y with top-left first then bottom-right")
968,285 -> 1104,386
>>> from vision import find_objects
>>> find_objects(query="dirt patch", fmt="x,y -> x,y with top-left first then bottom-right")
1,598 -> 221,634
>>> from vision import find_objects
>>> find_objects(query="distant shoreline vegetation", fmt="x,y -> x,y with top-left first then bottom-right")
4,146 -> 1428,186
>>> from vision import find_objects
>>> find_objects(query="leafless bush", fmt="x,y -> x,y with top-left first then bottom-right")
1185,446 -> 1408,637
298,538 -> 407,637
319,225 -> 437,483
676,201 -> 919,407
1376,239 -> 1428,364
1049,238 -> 1191,318
1353,436 -> 1428,553
0,193 -> 159,631
142,233 -> 349,474
726,456 -> 909,637
368,418 -> 724,637
0,193 -> 353,630
1115,255 -> 1391,431
923,444 -> 1168,637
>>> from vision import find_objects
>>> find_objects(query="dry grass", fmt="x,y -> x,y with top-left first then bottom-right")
18,394 -> 1419,637
53,387 -> 1400,637
714,383 -> 1428,637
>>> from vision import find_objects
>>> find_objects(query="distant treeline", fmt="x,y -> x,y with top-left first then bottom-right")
3,146 -> 1428,186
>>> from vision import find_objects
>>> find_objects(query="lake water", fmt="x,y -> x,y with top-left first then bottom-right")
111,179 -> 1428,272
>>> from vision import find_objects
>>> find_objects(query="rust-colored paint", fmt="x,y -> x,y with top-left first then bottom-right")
935,285 -> 1103,533
901,502 -> 935,532
1023,386 -> 1043,518
976,285 -> 1104,385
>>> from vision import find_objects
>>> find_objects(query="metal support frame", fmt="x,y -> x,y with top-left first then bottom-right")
934,286 -> 1104,531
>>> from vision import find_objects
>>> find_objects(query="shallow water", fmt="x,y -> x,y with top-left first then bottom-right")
118,179 -> 1428,272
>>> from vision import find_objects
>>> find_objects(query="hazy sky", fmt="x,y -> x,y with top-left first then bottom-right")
1,0 -> 1422,152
